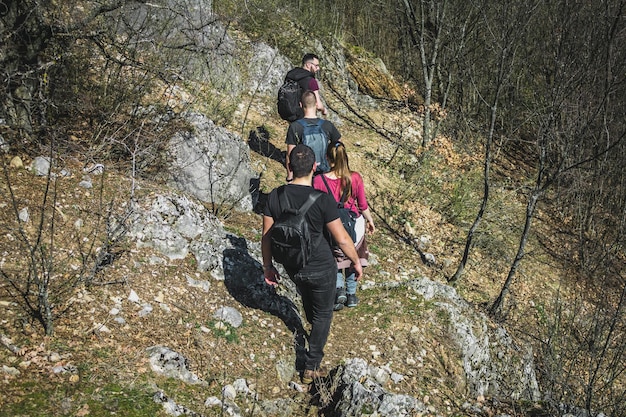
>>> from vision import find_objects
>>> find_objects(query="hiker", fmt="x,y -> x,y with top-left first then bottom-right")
285,90 -> 341,181
299,53 -> 328,116
313,141 -> 375,310
262,144 -> 362,384
279,53 -> 328,120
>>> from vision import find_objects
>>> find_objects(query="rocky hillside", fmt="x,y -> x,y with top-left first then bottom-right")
0,5 -> 585,417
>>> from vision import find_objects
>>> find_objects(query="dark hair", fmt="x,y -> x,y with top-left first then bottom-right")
326,141 -> 352,199
289,144 -> 316,178
302,53 -> 319,66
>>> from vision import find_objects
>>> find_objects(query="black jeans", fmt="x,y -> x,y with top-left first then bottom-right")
290,265 -> 337,370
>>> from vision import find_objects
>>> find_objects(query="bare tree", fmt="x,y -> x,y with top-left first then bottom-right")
449,1 -> 539,283
490,0 -> 626,319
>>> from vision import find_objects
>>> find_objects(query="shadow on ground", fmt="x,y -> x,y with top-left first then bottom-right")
222,234 -> 307,371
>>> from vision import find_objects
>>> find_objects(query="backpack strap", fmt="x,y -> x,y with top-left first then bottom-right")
298,191 -> 322,215
320,174 -> 349,207
277,186 -> 322,215
320,174 -> 338,203
277,186 -> 293,214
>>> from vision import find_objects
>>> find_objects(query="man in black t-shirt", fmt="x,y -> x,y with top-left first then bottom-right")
262,144 -> 362,384
285,91 -> 341,181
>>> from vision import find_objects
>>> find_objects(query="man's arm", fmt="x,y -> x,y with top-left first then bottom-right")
285,144 -> 296,181
261,215 -> 280,285
313,90 -> 328,116
326,219 -> 363,280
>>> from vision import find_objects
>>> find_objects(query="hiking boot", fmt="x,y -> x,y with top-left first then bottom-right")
301,367 -> 328,384
346,294 -> 358,307
335,287 -> 347,305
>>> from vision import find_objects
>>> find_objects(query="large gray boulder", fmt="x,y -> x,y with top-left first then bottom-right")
168,112 -> 257,212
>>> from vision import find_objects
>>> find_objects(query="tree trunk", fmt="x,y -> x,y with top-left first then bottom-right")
490,189 -> 541,319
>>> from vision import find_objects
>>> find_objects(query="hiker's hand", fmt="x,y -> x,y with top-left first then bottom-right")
353,263 -> 363,281
263,265 -> 280,286
367,220 -> 375,234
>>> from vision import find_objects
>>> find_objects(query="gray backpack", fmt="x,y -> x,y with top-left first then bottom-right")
296,119 -> 329,172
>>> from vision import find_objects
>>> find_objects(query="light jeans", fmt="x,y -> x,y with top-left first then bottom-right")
336,267 -> 357,295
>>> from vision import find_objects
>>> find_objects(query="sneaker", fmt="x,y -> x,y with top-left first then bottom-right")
333,302 -> 344,311
346,294 -> 358,307
335,287 -> 347,305
301,367 -> 328,384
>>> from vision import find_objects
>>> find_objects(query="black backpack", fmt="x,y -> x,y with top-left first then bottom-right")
320,175 -> 357,243
270,188 -> 323,270
277,69 -> 311,122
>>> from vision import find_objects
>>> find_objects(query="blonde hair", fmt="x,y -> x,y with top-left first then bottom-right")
326,141 -> 352,200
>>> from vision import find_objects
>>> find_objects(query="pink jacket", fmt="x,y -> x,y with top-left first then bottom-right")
313,172 -> 370,268
313,172 -> 369,216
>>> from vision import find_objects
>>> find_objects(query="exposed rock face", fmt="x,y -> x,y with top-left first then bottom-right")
129,193 -> 230,276
167,112 -> 257,212
346,50 -> 405,101
246,42 -> 292,97
332,358 -> 426,417
406,278 -> 541,401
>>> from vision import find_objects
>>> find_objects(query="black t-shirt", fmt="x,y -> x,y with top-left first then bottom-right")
264,184 -> 339,273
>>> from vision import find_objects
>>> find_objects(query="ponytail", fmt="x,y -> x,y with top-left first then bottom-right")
326,141 -> 352,199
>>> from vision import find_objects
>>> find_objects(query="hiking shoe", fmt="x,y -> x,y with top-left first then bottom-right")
335,287 -> 347,305
333,302 -> 344,311
301,367 -> 328,384
346,294 -> 358,307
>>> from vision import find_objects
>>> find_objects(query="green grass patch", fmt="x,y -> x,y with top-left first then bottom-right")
0,380 -> 162,417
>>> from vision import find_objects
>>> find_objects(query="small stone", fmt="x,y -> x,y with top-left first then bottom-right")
232,378 -> 249,394
204,397 -> 221,407
222,384 -> 236,400
95,323 -> 111,333
30,156 -> 51,176
78,178 -> 92,189
18,207 -> 29,222
128,290 -> 139,303
138,304 -> 153,317
390,372 -> 404,384
2,365 -> 20,376
10,156 -> 23,169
